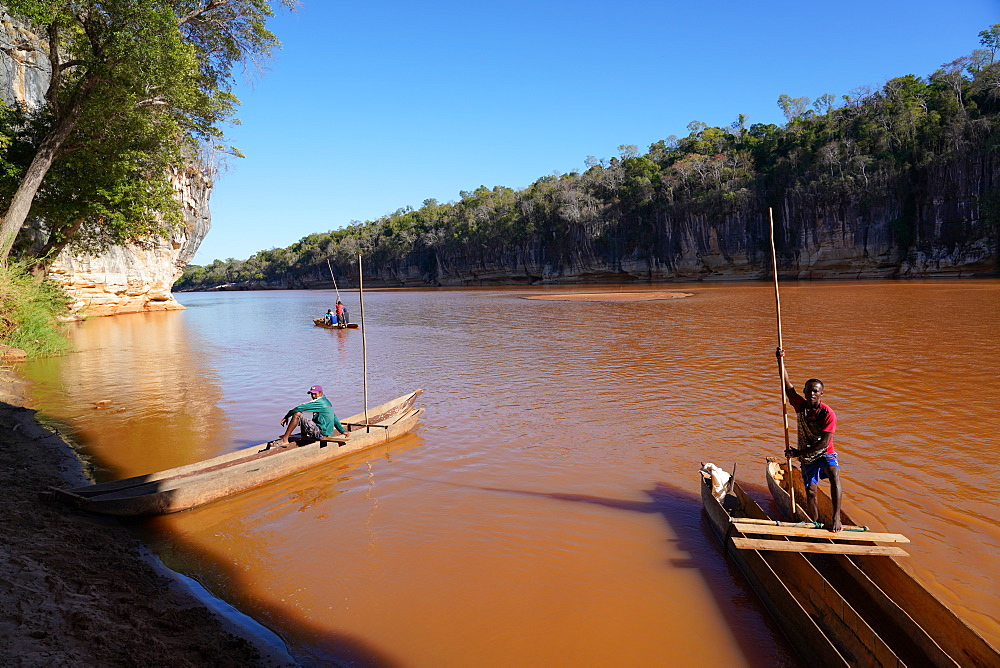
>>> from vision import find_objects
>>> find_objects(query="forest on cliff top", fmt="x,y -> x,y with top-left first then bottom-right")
177,26 -> 1000,290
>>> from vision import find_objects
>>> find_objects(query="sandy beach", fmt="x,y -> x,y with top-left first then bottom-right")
0,369 -> 292,667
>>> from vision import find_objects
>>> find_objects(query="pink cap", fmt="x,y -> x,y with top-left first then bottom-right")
308,385 -> 323,394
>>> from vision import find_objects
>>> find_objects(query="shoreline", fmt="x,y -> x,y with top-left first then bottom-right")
0,367 -> 296,666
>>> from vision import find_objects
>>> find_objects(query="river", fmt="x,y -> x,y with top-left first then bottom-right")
20,281 -> 1000,666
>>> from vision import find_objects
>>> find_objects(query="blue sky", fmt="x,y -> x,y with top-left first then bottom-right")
192,0 -> 1000,265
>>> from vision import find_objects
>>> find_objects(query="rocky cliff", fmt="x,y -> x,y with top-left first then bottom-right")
1,10 -> 211,316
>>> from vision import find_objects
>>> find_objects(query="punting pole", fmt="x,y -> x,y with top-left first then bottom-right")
768,207 -> 796,518
358,253 -> 370,430
326,259 -> 341,301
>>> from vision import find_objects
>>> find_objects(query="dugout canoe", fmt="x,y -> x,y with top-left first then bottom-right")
313,318 -> 359,329
766,459 -> 1000,667
701,467 -> 918,667
48,390 -> 424,516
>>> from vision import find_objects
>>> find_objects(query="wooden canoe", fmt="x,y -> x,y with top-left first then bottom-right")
766,459 -> 1000,667
313,318 -> 358,329
700,469 -> 921,667
48,390 -> 424,516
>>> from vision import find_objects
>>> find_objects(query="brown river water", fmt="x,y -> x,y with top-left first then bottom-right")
20,281 -> 1000,666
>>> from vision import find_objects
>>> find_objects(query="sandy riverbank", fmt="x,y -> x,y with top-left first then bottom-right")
0,369 -> 294,667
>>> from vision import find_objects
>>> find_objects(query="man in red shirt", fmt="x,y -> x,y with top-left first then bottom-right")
776,348 -> 842,532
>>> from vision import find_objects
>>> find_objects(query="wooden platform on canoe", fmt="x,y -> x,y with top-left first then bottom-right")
313,318 -> 358,329
701,471 -> 904,667
47,390 -> 424,516
765,458 -> 1000,667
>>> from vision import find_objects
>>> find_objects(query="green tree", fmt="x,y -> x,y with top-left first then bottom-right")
0,0 -> 295,264
979,24 -> 1000,62
777,94 -> 811,122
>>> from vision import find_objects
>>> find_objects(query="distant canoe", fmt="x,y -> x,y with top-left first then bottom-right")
48,390 -> 424,516
313,318 -> 359,329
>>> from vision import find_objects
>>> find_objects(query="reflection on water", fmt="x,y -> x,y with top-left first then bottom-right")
21,282 -> 1000,666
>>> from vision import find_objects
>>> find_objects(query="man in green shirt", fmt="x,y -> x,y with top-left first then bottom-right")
269,385 -> 349,447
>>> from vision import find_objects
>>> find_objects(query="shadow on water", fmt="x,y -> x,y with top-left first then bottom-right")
52,431 -> 431,667
471,478 -> 801,668
128,512 -> 401,668
22,412 -> 395,665
108,442 -> 429,668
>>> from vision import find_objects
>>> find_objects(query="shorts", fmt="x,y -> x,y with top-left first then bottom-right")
801,453 -> 839,486
298,414 -> 323,441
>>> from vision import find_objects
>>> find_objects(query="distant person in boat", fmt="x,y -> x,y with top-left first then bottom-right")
323,309 -> 334,325
335,299 -> 346,326
269,385 -> 349,448
775,347 -> 842,532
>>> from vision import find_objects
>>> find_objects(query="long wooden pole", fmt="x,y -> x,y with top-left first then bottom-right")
358,253 -> 369,429
769,207 -> 796,517
326,259 -> 341,301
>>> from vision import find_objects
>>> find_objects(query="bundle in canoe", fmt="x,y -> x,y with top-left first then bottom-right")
313,318 -> 358,329
48,390 -> 424,516
701,468 -> 925,667
766,459 -> 1000,667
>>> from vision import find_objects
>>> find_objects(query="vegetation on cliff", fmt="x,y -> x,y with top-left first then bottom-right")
0,1 -> 295,355
178,25 -> 1000,290
0,0 -> 295,270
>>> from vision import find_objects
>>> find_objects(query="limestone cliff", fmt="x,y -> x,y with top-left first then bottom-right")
1,10 -> 211,316
44,166 -> 212,316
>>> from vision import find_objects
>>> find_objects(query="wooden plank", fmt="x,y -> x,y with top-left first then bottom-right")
731,537 -> 909,557
731,516 -> 870,532
733,523 -> 909,543
318,437 -> 348,445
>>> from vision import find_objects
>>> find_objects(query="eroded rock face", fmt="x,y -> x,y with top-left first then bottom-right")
1,10 -> 211,317
44,166 -> 212,316
44,167 -> 212,316
0,13 -> 49,105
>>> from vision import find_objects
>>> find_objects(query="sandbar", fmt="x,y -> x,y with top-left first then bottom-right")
522,291 -> 694,302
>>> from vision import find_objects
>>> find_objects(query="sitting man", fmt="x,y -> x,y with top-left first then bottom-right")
776,347 -> 843,532
269,385 -> 349,448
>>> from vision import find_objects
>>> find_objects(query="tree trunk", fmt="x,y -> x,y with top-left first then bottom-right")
0,83 -> 92,265
27,216 -> 87,277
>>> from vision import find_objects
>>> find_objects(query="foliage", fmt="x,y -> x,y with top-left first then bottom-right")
176,26 -> 1000,290
0,261 -> 71,356
0,0 -> 296,264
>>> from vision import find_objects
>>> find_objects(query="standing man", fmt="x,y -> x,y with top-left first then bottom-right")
269,385 -> 349,448
335,300 -> 347,326
776,348 -> 842,532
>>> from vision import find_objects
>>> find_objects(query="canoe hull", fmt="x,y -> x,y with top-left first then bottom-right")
699,472 -> 932,666
312,318 -> 358,329
52,391 -> 424,516
766,459 -> 999,667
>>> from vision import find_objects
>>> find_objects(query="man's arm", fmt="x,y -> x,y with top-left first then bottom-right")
283,398 -> 326,421
795,430 -> 832,460
333,413 -> 347,435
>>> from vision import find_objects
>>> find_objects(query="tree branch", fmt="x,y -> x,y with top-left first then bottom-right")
135,98 -> 170,109
178,1 -> 230,26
